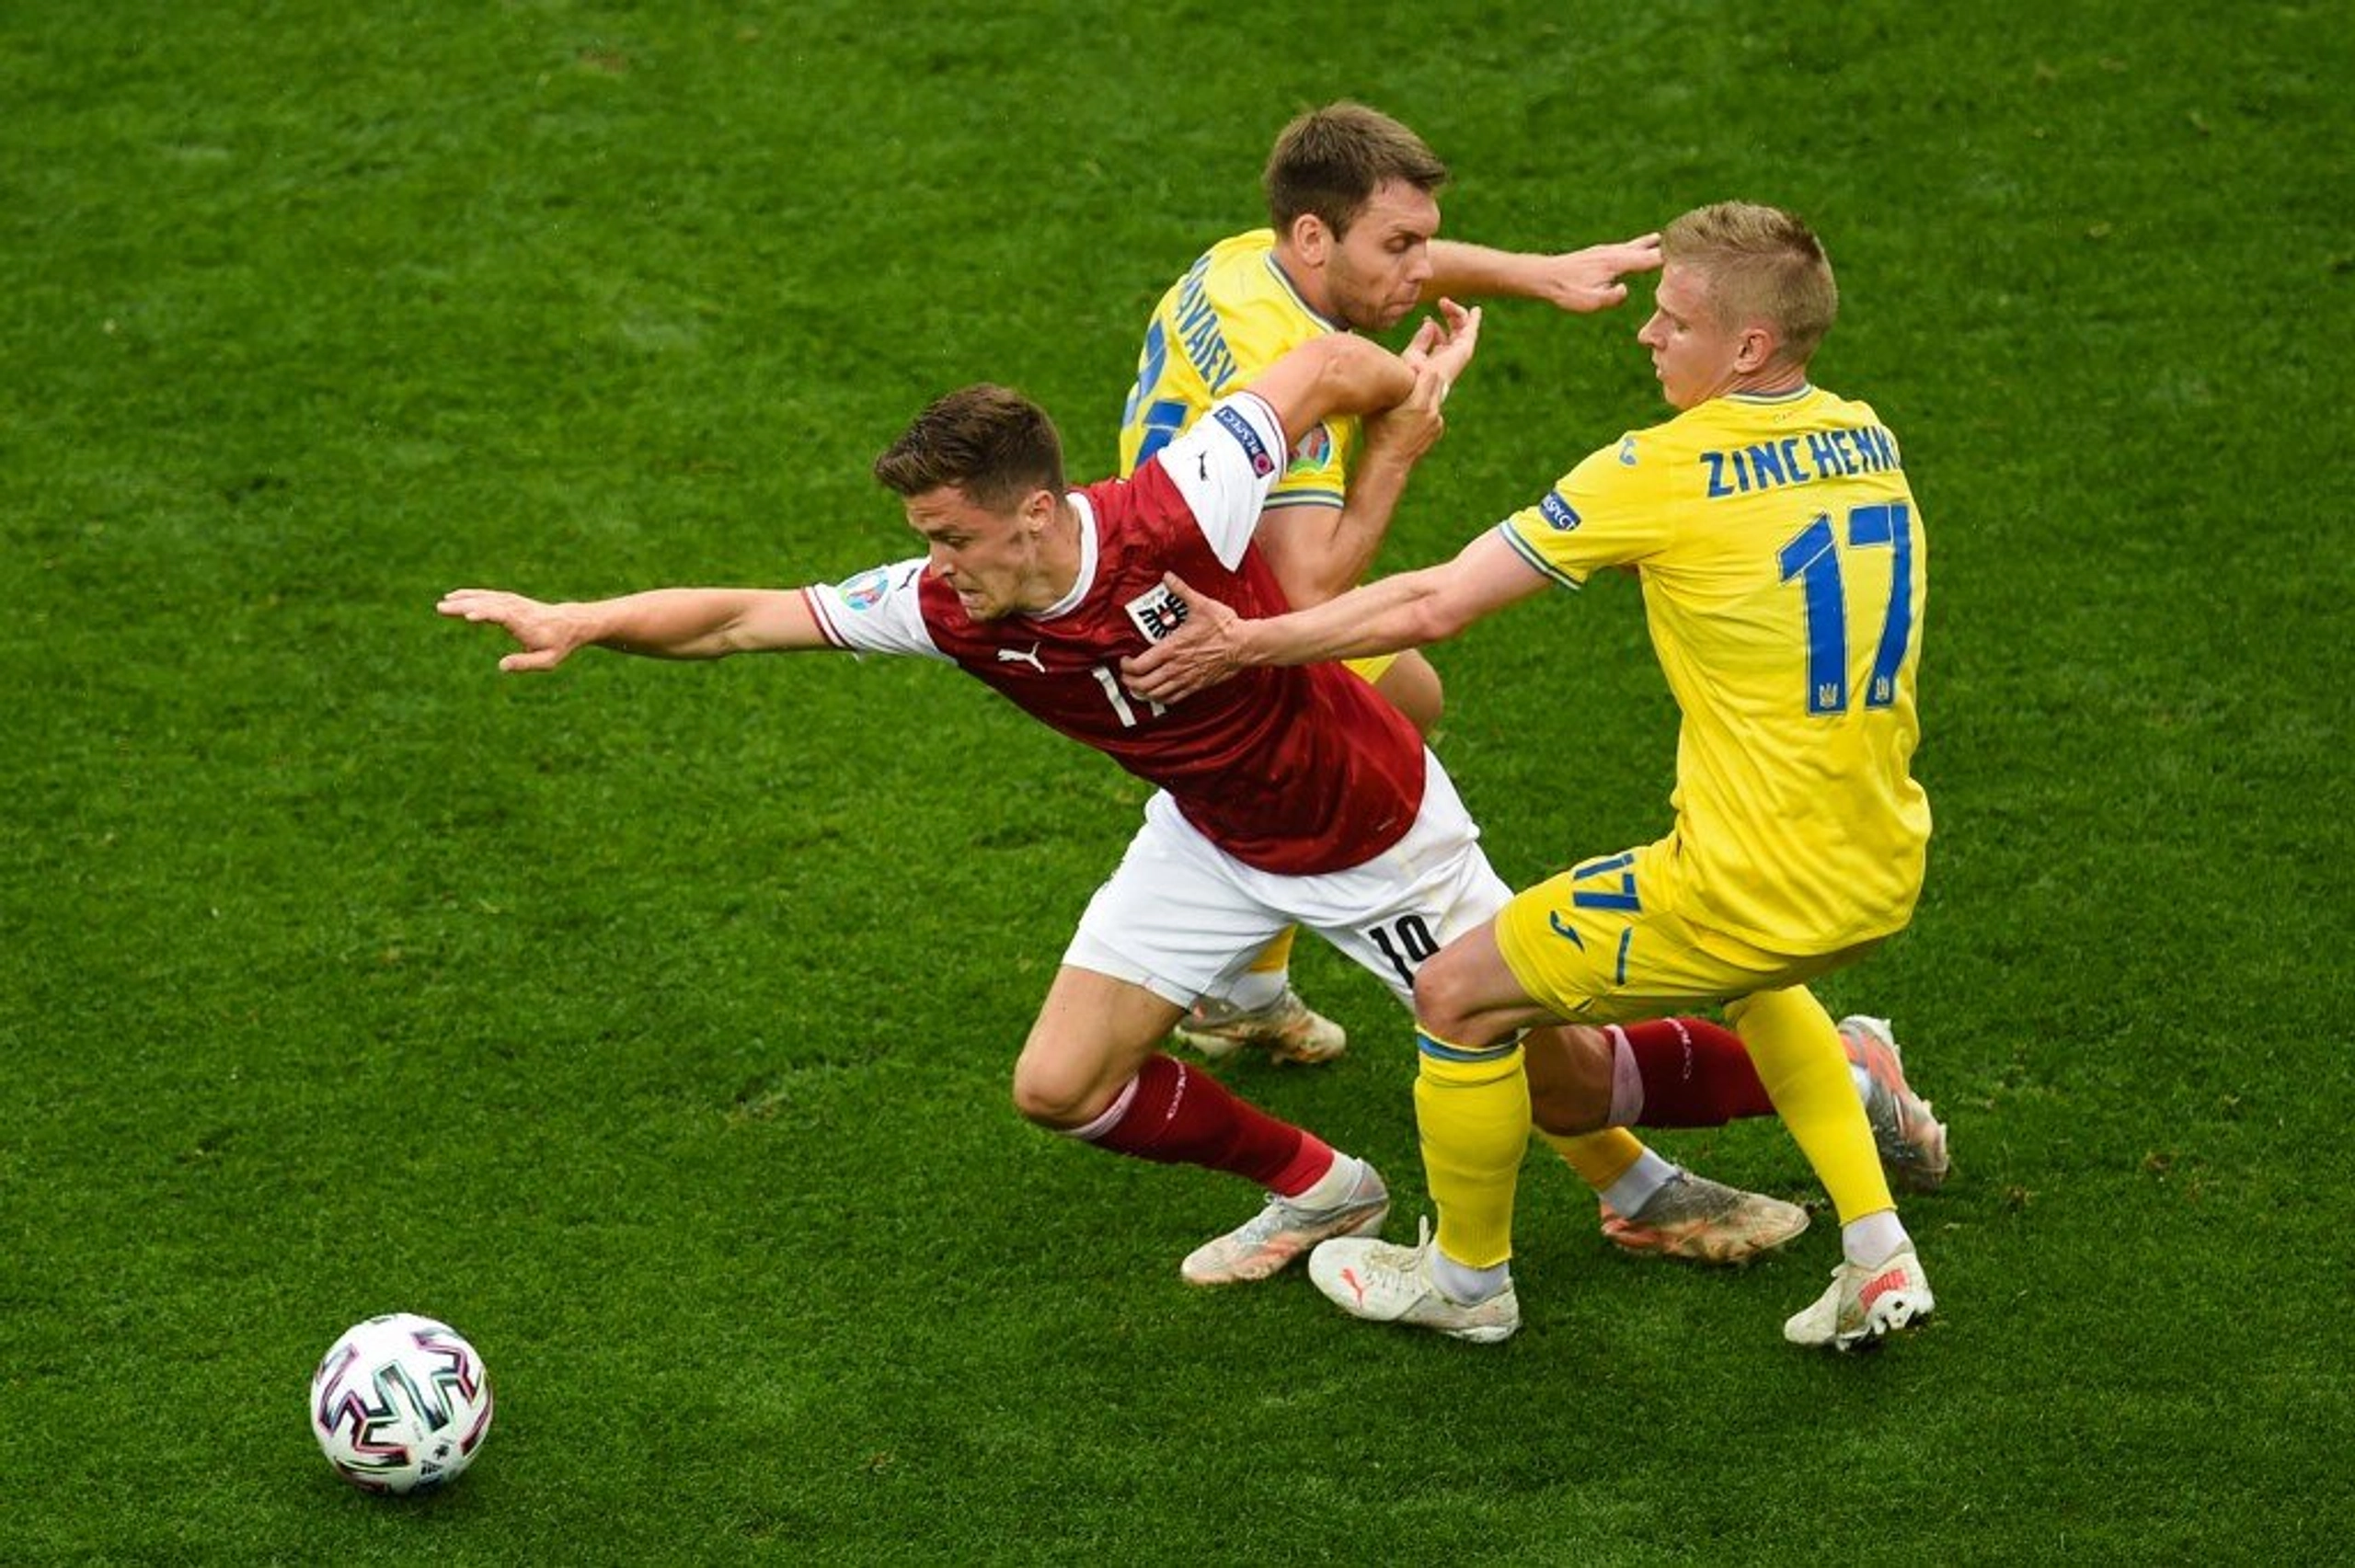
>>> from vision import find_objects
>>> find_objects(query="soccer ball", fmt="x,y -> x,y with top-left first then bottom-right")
309,1312 -> 495,1494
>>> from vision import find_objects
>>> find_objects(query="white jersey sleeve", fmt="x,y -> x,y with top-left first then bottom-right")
1152,390 -> 1286,570
799,558 -> 948,660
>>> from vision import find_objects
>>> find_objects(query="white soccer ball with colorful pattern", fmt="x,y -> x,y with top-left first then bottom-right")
309,1312 -> 495,1494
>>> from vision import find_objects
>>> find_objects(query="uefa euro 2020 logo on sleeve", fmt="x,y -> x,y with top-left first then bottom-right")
1287,422 -> 1332,475
838,567 -> 890,611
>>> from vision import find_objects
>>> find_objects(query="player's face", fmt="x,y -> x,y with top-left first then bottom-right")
902,486 -> 1060,620
1323,179 -> 1441,332
1637,263 -> 1749,411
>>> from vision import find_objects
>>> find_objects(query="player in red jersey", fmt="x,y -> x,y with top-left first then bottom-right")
439,313 -> 1830,1298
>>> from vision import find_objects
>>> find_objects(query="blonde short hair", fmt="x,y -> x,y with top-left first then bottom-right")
1662,202 -> 1839,364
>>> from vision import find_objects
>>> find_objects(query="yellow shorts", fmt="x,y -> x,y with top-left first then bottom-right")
1342,654 -> 1399,685
1493,839 -> 1872,1024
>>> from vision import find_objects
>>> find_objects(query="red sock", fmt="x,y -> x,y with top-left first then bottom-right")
1085,1053 -> 1333,1196
1623,1017 -> 1777,1127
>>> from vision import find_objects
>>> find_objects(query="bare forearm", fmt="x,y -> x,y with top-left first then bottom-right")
1320,446 -> 1415,595
1425,240 -> 1544,303
1258,453 -> 1414,608
1424,235 -> 1662,314
442,582 -> 824,673
1235,567 -> 1463,667
1293,334 -> 1418,430
580,588 -> 785,659
1122,530 -> 1540,704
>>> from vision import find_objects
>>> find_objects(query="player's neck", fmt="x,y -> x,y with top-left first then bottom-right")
1268,244 -> 1341,327
1731,366 -> 1808,398
1688,363 -> 1809,411
1017,498 -> 1086,612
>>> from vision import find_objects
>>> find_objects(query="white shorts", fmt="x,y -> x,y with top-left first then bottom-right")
1062,750 -> 1513,1011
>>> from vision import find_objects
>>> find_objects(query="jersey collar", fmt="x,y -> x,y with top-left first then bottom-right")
1031,491 -> 1099,620
1725,383 -> 1816,406
1261,253 -> 1346,333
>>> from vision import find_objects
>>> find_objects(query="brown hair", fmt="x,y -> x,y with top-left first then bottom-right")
1264,103 -> 1449,239
872,384 -> 1066,512
1661,202 -> 1840,364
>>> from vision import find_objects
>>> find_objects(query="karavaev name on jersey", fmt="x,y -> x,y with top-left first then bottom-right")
1119,231 -> 1358,511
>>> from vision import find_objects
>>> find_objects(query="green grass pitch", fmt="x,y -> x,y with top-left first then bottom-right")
4,2 -> 2349,1562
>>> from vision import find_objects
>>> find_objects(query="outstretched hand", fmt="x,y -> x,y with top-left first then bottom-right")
437,588 -> 589,673
1398,297 -> 1483,394
1375,299 -> 1482,464
1527,234 -> 1663,313
1119,573 -> 1249,704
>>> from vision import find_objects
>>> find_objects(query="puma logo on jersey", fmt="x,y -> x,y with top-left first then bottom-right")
995,644 -> 1046,672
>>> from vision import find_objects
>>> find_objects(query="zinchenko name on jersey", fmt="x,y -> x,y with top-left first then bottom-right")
1701,423 -> 1901,499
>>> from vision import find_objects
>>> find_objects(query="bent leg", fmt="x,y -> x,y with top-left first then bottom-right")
1522,1023 -> 1649,1191
1407,923 -> 1557,1269
1418,922 -> 1651,1193
1017,965 -> 1335,1196
1531,1017 -> 1781,1134
1372,648 -> 1445,738
1014,966 -> 1187,1127
1727,986 -> 1894,1226
1522,1024 -> 1614,1138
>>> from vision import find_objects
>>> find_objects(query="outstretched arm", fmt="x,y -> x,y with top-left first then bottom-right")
437,586 -> 827,672
1426,234 -> 1661,314
1232,302 -> 1478,604
1248,366 -> 1450,604
1234,305 -> 1469,602
1245,300 -> 1480,457
1120,529 -> 1553,703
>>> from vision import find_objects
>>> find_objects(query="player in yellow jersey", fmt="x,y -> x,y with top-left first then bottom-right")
1122,103 -> 1653,1047
1126,201 -> 1940,1349
1120,105 -> 1834,1276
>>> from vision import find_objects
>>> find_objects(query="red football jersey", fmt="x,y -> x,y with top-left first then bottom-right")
805,395 -> 1427,875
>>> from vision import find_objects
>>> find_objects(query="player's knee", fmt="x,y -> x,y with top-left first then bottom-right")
1525,1025 -> 1612,1135
1410,948 -> 1487,1044
1009,1055 -> 1112,1130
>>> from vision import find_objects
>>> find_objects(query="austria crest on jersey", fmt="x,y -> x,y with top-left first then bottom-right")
1125,582 -> 1189,643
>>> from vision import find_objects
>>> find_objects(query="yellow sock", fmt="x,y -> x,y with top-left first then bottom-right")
1413,1032 -> 1530,1268
1538,1127 -> 1646,1192
1247,926 -> 1298,976
1728,987 -> 1893,1225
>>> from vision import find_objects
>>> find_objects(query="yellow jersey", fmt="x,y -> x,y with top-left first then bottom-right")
1119,230 -> 1358,510
1499,384 -> 1932,953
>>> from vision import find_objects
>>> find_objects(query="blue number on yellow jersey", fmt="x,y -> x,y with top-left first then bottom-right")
1119,231 -> 1357,510
1499,384 -> 1933,952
